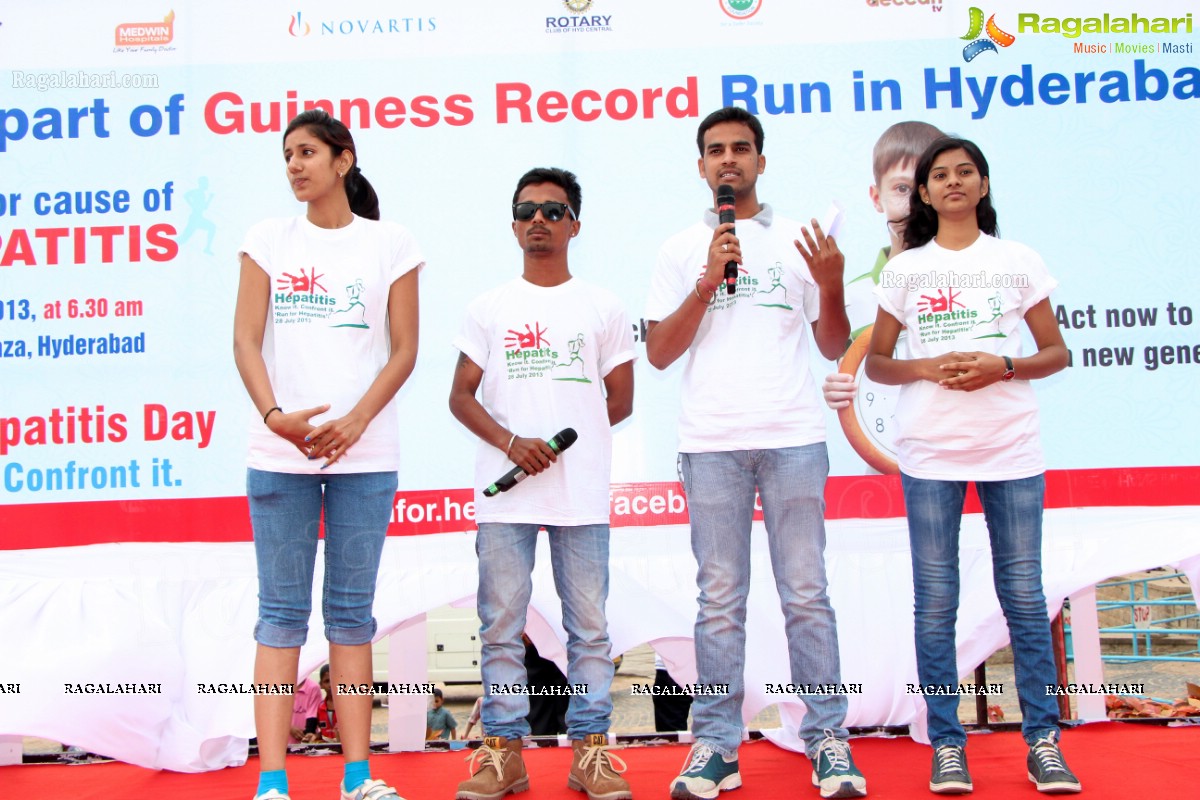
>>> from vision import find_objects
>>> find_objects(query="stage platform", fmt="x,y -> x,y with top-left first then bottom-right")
4,722 -> 1197,800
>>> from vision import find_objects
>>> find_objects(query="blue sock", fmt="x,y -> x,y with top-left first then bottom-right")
256,769 -> 288,798
343,760 -> 371,794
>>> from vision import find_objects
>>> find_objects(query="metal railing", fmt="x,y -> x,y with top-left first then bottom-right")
1065,573 -> 1200,663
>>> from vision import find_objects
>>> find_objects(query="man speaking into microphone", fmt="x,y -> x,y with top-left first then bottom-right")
449,168 -> 635,800
645,108 -> 866,799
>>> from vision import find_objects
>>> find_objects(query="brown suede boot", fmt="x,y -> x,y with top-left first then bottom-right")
567,733 -> 632,800
455,736 -> 529,800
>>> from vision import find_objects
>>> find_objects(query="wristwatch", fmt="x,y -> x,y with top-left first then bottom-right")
1000,355 -> 1015,382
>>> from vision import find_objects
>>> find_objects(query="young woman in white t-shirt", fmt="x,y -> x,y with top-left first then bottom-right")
865,138 -> 1080,795
233,110 -> 421,800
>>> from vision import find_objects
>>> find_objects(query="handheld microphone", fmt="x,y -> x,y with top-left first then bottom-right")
483,428 -> 578,497
716,184 -> 737,295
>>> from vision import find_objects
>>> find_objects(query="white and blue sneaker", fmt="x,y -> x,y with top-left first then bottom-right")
253,790 -> 291,800
340,778 -> 404,800
810,731 -> 867,798
670,742 -> 742,800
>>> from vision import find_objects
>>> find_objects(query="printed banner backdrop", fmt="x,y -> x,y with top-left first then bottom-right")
2,0 -> 1198,543
2,0 -> 1199,772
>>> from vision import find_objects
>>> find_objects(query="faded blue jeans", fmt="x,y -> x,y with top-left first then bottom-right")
681,444 -> 848,758
475,522 -> 615,740
248,468 -> 397,647
902,473 -> 1062,747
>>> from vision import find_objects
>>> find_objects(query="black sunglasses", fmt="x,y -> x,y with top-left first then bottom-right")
512,201 -> 576,222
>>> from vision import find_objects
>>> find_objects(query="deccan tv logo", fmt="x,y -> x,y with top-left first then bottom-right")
721,0 -> 763,21
961,7 -> 1015,61
865,0 -> 943,10
289,12 -> 311,37
115,10 -> 175,46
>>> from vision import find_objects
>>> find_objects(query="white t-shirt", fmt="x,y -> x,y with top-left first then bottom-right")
874,234 -> 1057,481
645,205 -> 825,453
453,277 -> 636,525
239,214 -> 423,474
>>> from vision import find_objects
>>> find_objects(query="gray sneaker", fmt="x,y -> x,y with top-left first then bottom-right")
929,745 -> 972,794
1027,735 -> 1081,794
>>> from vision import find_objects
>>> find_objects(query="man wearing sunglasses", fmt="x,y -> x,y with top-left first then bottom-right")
645,108 -> 865,800
449,167 -> 636,800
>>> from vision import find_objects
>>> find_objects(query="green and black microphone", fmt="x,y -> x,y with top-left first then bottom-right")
483,427 -> 578,497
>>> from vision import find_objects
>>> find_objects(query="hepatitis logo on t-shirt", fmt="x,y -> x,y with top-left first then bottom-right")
916,288 -> 981,343
752,262 -> 793,310
502,322 -> 591,383
917,288 -> 963,315
971,291 -> 1007,340
329,279 -> 369,329
505,323 -> 549,350
277,267 -> 327,296
272,266 -> 344,326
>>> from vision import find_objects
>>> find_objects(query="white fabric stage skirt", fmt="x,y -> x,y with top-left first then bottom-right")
2,506 -> 1197,771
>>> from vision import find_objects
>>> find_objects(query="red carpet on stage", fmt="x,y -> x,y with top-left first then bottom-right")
3,724 -> 1196,800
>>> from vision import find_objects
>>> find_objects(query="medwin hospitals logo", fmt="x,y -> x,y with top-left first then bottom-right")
961,7 -> 1015,61
115,9 -> 175,46
721,0 -> 763,20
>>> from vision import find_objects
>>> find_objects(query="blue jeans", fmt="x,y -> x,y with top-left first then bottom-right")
248,468 -> 397,648
475,523 -> 614,740
902,473 -> 1061,747
680,444 -> 848,758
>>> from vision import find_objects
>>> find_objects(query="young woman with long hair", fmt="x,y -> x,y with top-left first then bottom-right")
233,109 -> 421,800
866,137 -> 1080,795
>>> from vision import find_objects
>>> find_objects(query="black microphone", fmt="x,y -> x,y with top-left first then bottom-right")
716,184 -> 737,295
483,428 -> 578,497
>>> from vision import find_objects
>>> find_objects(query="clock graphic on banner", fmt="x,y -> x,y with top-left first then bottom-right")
836,324 -> 901,475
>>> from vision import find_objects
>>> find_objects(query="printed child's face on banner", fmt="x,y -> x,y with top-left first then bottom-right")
871,158 -> 917,240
